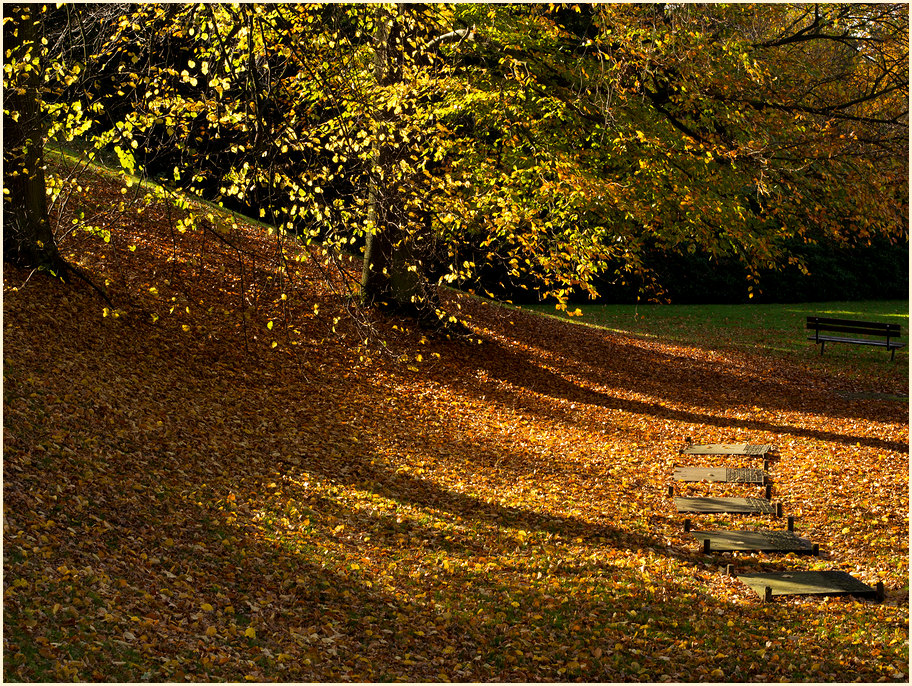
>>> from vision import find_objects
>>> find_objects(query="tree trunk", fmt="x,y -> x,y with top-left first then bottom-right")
3,4 -> 68,279
360,5 -> 427,315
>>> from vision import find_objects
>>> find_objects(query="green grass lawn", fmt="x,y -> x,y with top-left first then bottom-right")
525,300 -> 908,354
524,300 -> 909,394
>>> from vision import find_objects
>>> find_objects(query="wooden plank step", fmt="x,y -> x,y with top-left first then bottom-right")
674,496 -> 780,516
672,466 -> 767,484
737,571 -> 882,601
690,529 -> 818,554
681,443 -> 775,456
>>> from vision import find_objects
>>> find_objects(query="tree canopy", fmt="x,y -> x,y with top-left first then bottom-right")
4,3 -> 908,313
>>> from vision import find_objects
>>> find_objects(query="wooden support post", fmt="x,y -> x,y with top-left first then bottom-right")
812,543 -> 820,556
684,519 -> 691,532
876,581 -> 885,602
765,484 -> 772,500
763,458 -> 770,472
667,484 -> 674,497
787,516 -> 794,532
764,586 -> 773,603
726,564 -> 734,577
776,502 -> 783,518
703,538 -> 711,555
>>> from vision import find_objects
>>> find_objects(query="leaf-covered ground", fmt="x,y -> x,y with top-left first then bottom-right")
4,163 -> 909,682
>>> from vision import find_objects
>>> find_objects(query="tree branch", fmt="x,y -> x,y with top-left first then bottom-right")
424,28 -> 474,52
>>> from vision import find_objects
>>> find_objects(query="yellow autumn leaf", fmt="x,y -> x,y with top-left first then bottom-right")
244,626 -> 256,638
201,603 -> 213,611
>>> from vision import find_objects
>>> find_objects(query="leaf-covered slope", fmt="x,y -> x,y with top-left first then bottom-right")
4,166 -> 908,682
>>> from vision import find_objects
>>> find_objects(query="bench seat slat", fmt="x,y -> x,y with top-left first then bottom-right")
807,335 -> 905,349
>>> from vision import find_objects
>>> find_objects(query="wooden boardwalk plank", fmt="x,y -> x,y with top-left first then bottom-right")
738,571 -> 879,599
682,443 -> 774,456
672,466 -> 767,484
690,529 -> 817,554
674,496 -> 778,515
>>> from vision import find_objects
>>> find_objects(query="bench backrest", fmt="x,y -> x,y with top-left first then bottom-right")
806,316 -> 901,338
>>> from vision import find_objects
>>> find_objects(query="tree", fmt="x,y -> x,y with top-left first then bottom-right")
3,4 -> 68,278
8,3 -> 908,311
438,2 -> 908,300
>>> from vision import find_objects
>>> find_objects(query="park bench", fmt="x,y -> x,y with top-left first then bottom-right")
806,316 -> 905,361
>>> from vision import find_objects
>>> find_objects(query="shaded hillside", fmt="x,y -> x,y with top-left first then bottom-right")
3,163 -> 908,682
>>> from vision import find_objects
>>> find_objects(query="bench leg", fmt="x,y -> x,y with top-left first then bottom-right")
819,341 -> 825,356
